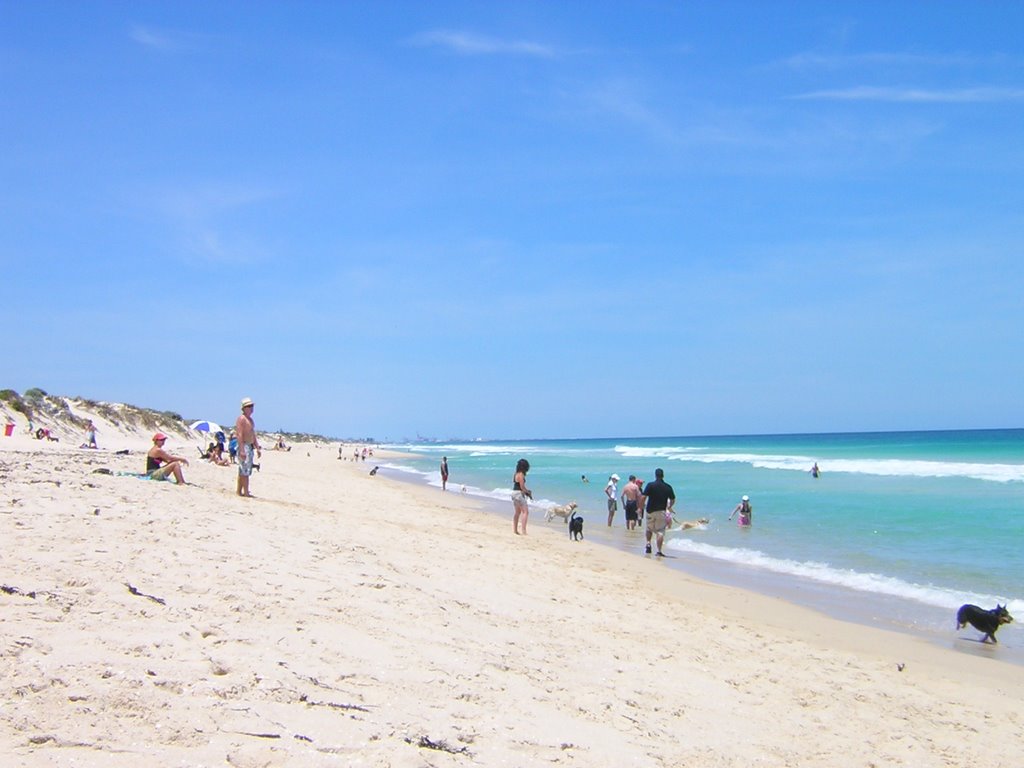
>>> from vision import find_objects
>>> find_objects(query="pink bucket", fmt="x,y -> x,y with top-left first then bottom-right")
3,423 -> 14,437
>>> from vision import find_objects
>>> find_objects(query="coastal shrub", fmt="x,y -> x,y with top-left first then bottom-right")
0,389 -> 31,417
122,403 -> 190,434
128,406 -> 161,431
24,387 -> 48,400
95,403 -> 120,426
42,395 -> 88,429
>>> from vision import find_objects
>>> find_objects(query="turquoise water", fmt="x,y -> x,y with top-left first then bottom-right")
382,430 -> 1023,655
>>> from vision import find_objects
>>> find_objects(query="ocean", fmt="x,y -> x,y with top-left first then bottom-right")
380,430 -> 1023,660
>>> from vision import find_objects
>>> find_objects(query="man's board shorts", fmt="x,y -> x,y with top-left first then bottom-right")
238,443 -> 255,477
646,509 -> 669,534
624,500 -> 638,522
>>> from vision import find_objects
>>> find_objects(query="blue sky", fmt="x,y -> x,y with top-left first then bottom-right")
3,2 -> 1023,440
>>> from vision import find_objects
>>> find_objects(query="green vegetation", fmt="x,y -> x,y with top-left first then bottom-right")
94,402 -> 120,426
0,389 -> 30,417
2,388 -> 339,445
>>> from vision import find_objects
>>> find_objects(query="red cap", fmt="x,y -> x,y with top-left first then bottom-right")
153,433 -> 167,442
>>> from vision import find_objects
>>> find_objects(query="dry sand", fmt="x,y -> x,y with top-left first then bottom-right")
2,420 -> 1023,767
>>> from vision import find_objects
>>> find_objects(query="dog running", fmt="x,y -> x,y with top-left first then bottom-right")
568,510 -> 584,541
673,517 -> 710,531
956,603 -> 1014,644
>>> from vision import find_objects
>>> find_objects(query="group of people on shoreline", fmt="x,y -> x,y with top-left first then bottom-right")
339,445 -> 374,462
512,461 -> 682,556
145,396 -> 262,497
507,461 -> 766,557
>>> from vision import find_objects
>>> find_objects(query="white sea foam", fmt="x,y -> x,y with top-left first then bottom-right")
614,445 -> 1024,483
398,445 -> 516,458
398,442 -> 605,458
377,462 -> 433,480
380,462 -> 565,507
664,537 -> 1022,614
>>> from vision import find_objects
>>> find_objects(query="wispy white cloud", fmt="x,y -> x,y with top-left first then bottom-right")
156,183 -> 283,221
183,229 -> 262,265
144,182 -> 285,265
129,24 -> 181,51
583,78 -> 677,141
791,86 -> 1024,103
781,51 -> 978,70
410,29 -> 556,58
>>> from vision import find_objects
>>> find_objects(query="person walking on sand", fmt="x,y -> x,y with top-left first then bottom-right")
605,473 -> 620,526
440,456 -> 449,491
641,468 -> 675,557
85,420 -> 98,449
512,458 -> 533,535
621,475 -> 642,530
730,495 -> 753,527
235,397 -> 262,497
146,433 -> 189,485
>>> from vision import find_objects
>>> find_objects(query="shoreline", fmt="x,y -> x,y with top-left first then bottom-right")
378,463 -> 1024,666
372,462 -> 1023,674
3,438 -> 1024,765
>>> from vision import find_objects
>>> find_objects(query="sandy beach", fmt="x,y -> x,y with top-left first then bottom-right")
2,413 -> 1023,767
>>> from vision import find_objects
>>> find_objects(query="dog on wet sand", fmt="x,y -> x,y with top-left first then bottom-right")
546,501 -> 578,523
568,510 -> 584,541
956,603 -> 1014,643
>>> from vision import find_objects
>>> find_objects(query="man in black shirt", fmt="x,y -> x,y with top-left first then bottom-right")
641,468 -> 675,557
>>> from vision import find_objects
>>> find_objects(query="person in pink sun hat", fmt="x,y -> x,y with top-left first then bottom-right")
146,433 -> 189,485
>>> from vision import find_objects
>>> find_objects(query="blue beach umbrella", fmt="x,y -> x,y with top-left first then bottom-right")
189,420 -> 224,435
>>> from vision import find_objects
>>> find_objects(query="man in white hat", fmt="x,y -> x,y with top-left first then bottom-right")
605,473 -> 620,526
235,397 -> 262,497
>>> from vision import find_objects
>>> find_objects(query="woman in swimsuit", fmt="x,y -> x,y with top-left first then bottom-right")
729,495 -> 753,527
512,458 -> 533,535
146,433 -> 189,484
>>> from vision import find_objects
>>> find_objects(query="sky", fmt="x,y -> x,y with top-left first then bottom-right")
3,1 -> 1023,440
